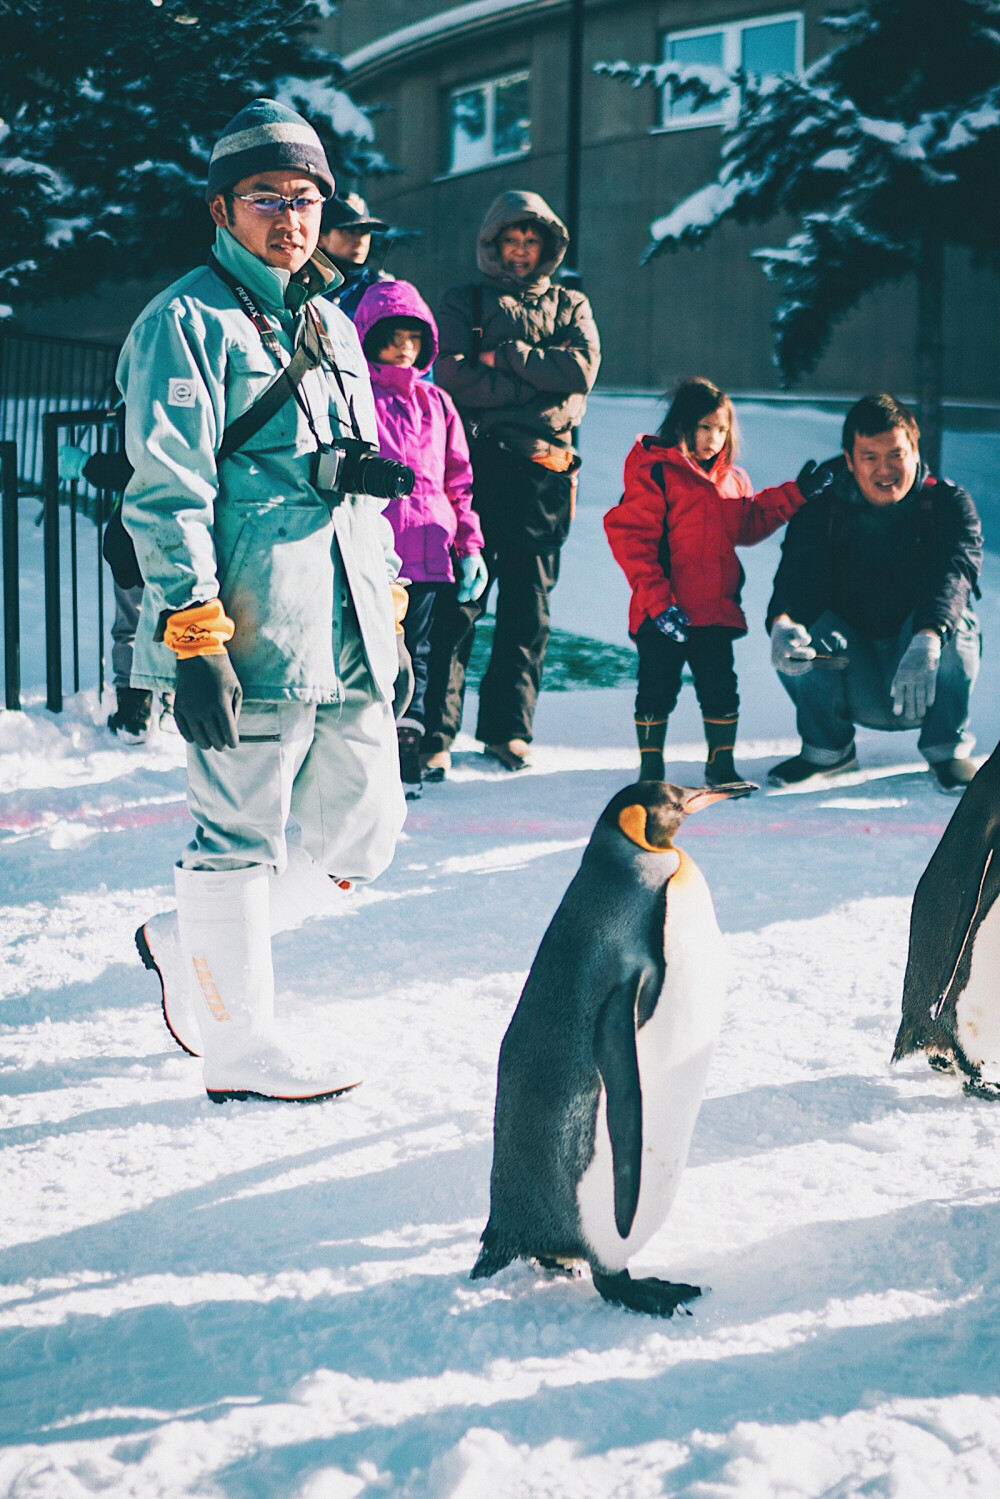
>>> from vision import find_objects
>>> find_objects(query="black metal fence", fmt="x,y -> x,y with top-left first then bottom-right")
0,328 -> 120,492
1,408 -> 124,713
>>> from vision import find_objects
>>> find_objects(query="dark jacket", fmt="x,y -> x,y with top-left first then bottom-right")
435,190 -> 601,459
766,458 -> 982,640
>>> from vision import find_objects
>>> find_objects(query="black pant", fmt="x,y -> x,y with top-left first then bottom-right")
400,581 -> 449,731
634,620 -> 740,721
426,436 -> 572,749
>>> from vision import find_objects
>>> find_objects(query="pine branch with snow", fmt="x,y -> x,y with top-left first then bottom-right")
0,0 -> 389,312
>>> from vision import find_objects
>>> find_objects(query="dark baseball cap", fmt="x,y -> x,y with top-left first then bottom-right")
321,192 -> 388,234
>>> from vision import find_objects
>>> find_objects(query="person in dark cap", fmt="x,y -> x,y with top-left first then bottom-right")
318,192 -> 393,321
116,98 -> 408,1102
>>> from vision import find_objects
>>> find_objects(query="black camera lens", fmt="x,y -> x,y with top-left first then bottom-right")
351,453 -> 415,500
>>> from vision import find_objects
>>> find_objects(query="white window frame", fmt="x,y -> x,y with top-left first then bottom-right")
655,11 -> 804,133
445,69 -> 531,176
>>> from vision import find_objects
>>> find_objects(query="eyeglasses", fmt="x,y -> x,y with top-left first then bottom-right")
232,192 -> 325,216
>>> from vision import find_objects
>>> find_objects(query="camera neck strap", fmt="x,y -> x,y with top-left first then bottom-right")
208,254 -> 364,453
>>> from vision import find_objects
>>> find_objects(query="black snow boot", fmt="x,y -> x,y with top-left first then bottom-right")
635,716 -> 667,781
397,724 -> 423,799
108,687 -> 153,743
703,714 -> 757,793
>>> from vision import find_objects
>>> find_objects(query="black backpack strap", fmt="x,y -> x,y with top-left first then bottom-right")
217,335 -> 318,461
650,461 -> 671,578
469,283 -> 484,364
208,253 -> 325,461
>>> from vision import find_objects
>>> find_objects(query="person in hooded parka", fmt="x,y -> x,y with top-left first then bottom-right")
434,191 -> 601,773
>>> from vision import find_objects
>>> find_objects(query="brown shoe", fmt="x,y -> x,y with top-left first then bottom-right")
420,748 -> 451,782
484,738 -> 532,771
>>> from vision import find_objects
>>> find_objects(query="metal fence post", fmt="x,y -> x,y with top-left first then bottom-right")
1,440 -> 21,710
42,412 -> 63,712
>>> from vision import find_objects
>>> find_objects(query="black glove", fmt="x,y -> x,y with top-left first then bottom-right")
393,634 -> 414,721
173,653 -> 242,751
795,457 -> 843,501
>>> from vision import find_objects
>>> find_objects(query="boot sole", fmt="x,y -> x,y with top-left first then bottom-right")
206,1080 -> 363,1104
135,923 -> 201,1059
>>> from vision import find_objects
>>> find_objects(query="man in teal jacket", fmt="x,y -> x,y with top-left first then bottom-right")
120,99 -> 406,1103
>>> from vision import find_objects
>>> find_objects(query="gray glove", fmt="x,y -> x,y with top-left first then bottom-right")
891,631 -> 941,719
173,654 -> 242,751
770,619 -> 816,676
393,634 -> 415,721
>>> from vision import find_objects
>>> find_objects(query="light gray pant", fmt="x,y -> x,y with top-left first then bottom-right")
181,611 -> 405,881
113,581 -> 143,691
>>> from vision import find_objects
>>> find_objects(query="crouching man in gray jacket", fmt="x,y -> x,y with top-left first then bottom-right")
120,99 -> 407,1102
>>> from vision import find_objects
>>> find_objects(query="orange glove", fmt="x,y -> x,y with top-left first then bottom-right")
390,581 -> 409,636
162,599 -> 235,659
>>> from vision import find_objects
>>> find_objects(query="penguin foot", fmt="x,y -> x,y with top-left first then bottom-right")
962,1074 -> 1000,1100
533,1255 -> 583,1278
592,1268 -> 701,1317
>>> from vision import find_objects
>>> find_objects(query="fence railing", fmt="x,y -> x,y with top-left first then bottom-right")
1,441 -> 20,710
1,409 -> 123,713
0,329 -> 121,493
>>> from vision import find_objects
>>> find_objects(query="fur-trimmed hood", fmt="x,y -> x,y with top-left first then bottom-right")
476,190 -> 569,291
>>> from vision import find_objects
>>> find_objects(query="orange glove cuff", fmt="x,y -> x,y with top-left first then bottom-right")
390,581 -> 409,635
531,449 -> 576,473
163,598 -> 235,659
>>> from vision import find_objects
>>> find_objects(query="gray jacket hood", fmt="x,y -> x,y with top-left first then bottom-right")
476,191 -> 569,290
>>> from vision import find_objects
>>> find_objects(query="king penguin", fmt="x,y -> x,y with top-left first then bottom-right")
894,743 -> 1000,1095
472,779 -> 739,1315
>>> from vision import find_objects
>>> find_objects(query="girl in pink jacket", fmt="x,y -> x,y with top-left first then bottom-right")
355,280 -> 487,795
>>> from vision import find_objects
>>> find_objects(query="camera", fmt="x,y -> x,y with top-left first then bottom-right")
313,438 -> 414,501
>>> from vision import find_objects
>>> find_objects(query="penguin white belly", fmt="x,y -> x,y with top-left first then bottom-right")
576,850 -> 727,1272
955,896 -> 1000,1080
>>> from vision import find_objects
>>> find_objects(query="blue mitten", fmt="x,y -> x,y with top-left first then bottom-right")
653,606 -> 690,644
457,553 -> 489,603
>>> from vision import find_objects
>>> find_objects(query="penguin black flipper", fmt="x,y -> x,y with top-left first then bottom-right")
592,1268 -> 702,1318
894,743 -> 1000,1066
593,975 -> 645,1240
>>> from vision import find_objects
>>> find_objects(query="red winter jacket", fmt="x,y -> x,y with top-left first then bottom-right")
605,436 -> 805,636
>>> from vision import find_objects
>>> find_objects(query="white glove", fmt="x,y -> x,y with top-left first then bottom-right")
891,631 -> 941,719
771,619 -> 816,676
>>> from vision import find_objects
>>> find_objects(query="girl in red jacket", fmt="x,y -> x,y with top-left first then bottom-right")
605,378 -> 804,789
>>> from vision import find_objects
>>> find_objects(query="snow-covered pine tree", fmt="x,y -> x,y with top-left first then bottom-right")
601,1 -> 1000,471
0,0 -> 386,318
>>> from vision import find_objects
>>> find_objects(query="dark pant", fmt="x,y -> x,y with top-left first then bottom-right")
777,608 -> 980,765
634,620 -> 740,721
426,437 -> 572,749
399,581 -> 449,732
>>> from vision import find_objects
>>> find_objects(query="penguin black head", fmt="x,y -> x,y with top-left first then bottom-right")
601,780 -> 733,852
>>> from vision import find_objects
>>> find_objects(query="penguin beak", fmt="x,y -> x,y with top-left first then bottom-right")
683,788 -> 731,814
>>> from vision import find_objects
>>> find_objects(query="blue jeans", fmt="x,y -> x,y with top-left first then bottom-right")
777,609 -> 980,766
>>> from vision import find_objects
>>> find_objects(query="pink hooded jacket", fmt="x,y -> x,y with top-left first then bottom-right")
355,280 -> 483,583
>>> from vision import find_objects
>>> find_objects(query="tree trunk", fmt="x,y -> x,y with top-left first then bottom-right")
915,232 -> 945,475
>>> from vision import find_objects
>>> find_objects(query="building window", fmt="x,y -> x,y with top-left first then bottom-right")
660,12 -> 802,129
447,70 -> 530,173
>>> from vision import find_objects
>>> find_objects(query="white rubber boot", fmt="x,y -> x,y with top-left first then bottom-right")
266,843 -> 353,932
140,846 -> 352,1058
136,911 -> 201,1057
174,865 -> 362,1103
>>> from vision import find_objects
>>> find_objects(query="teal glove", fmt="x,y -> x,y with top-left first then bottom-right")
58,444 -> 90,482
456,553 -> 489,603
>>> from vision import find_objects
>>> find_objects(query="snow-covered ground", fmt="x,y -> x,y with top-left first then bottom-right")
2,399 -> 1000,1497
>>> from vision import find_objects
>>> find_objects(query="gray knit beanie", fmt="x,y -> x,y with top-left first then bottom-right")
206,98 -> 335,201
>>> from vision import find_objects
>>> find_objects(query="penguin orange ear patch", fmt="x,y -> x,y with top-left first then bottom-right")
618,804 -> 671,852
